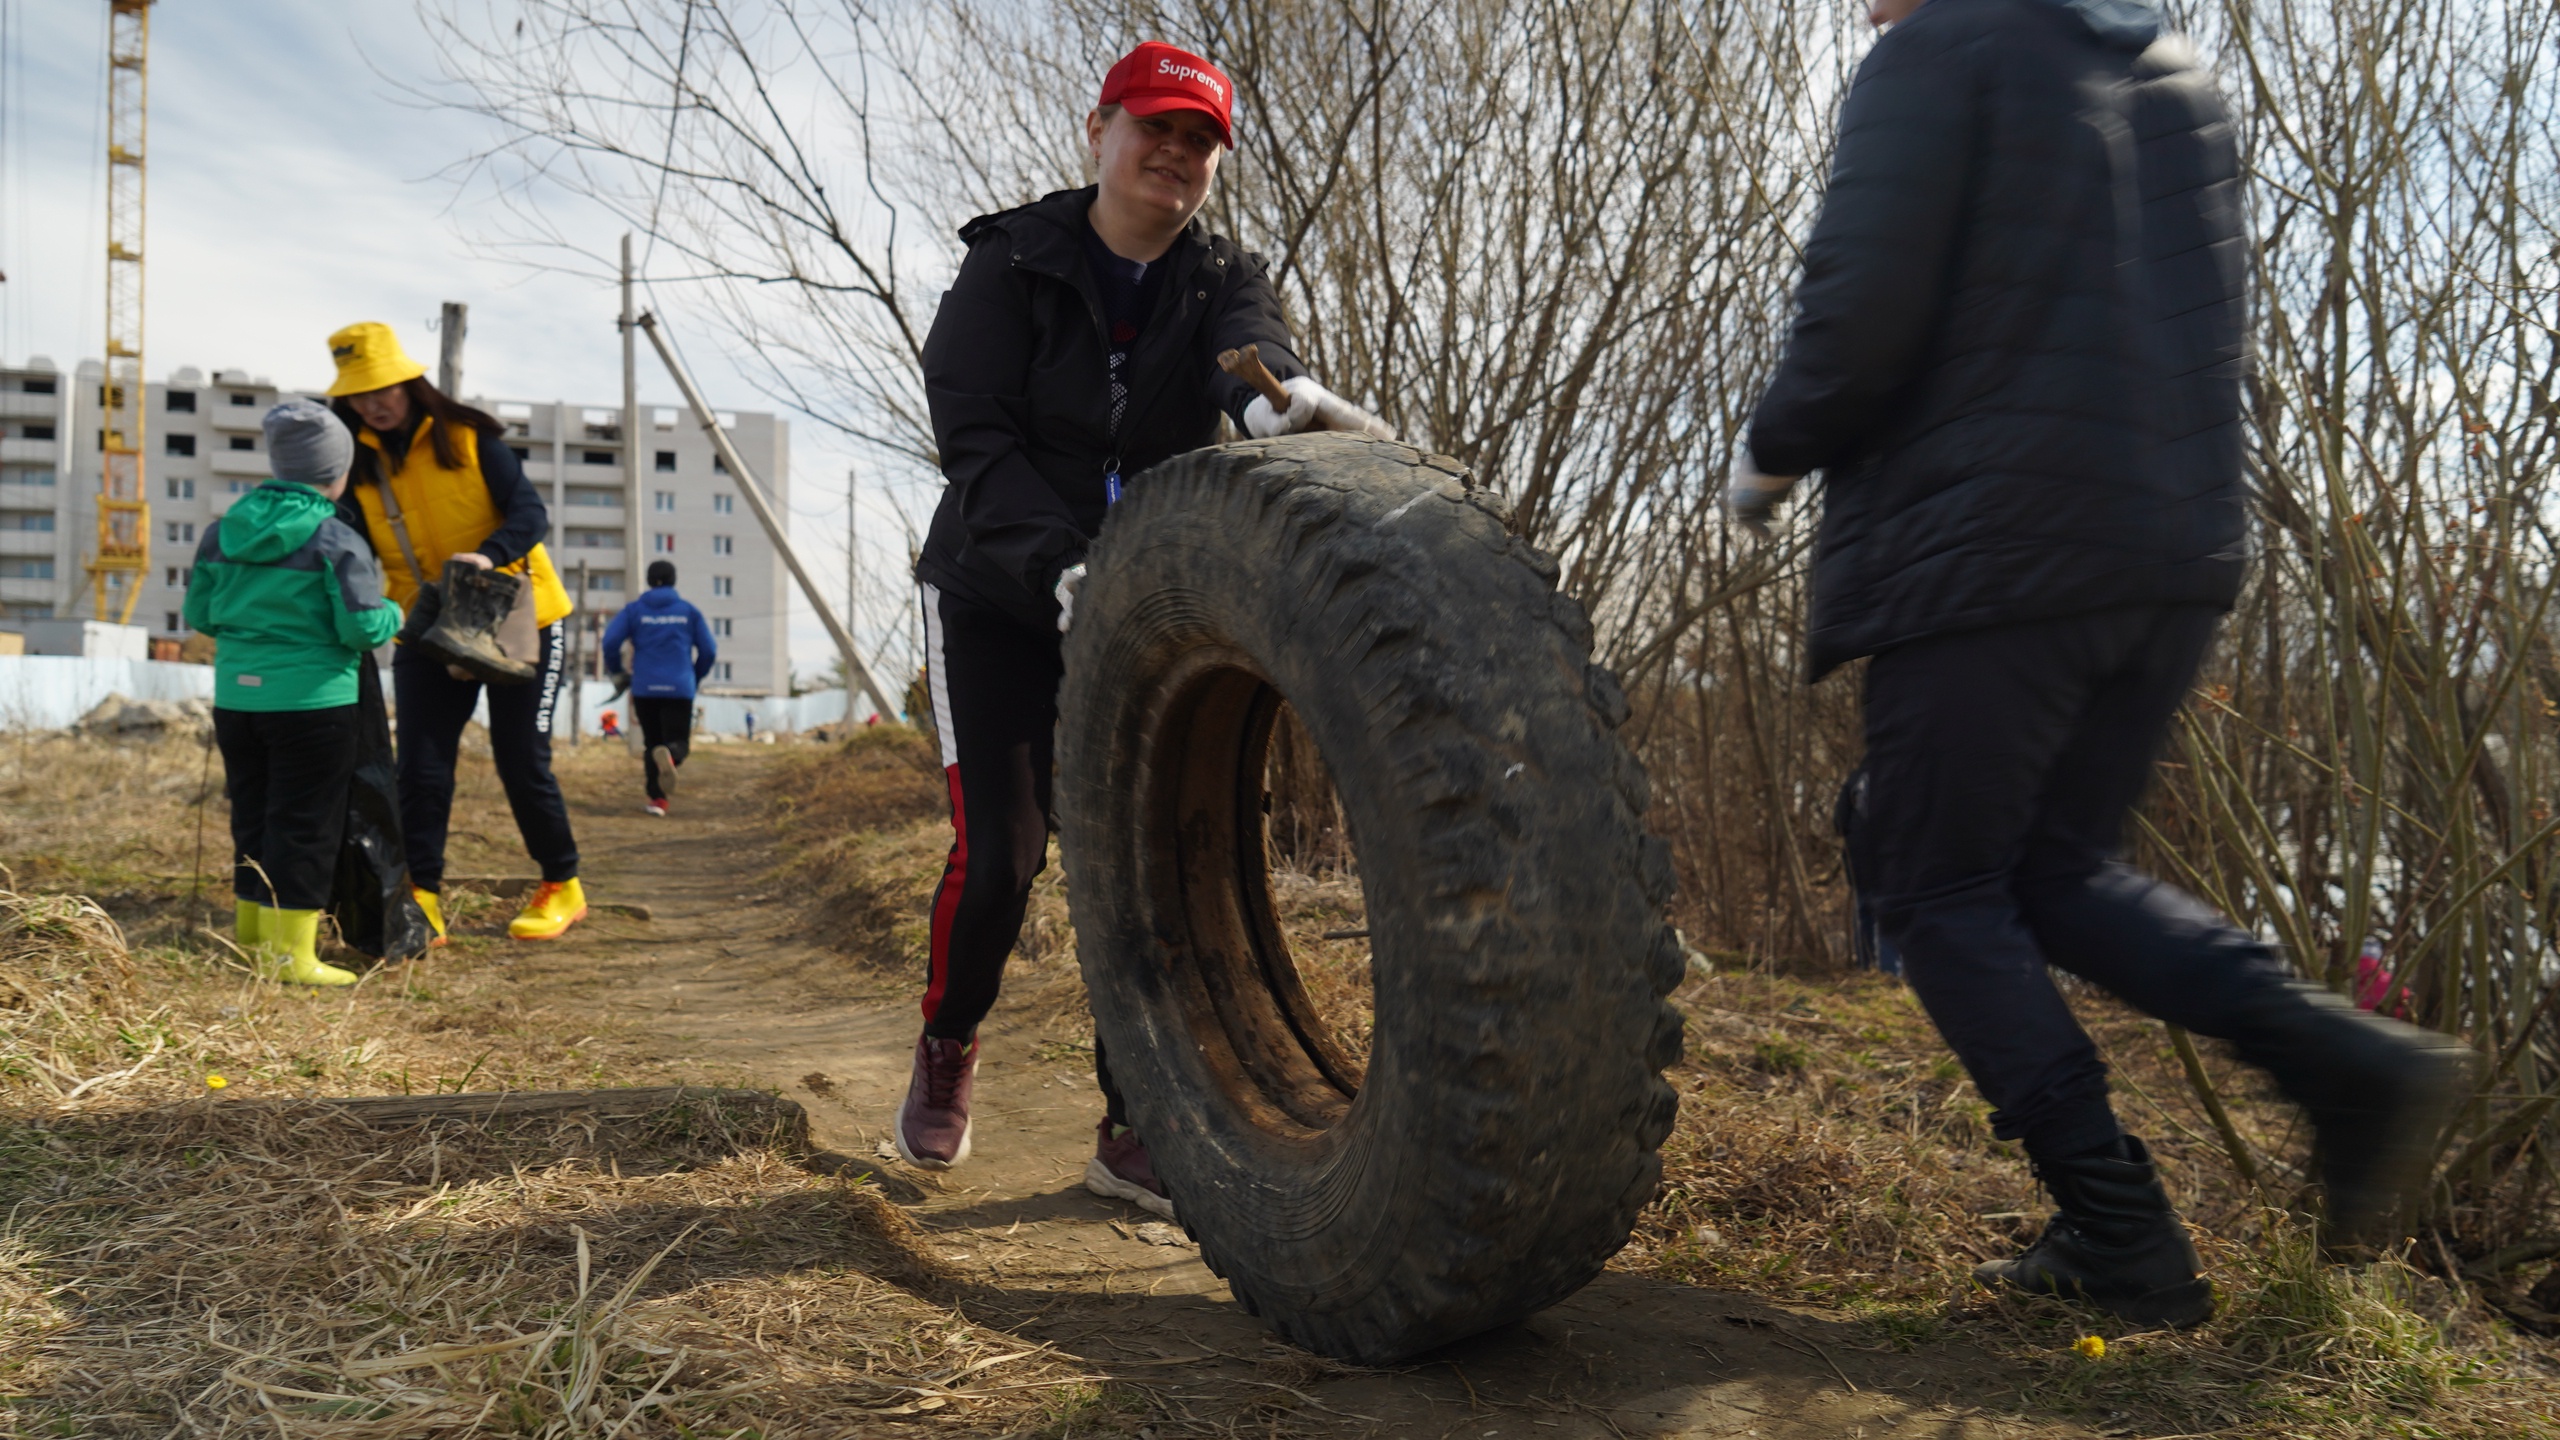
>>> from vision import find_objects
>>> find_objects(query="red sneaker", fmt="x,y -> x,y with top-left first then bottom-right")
894,1033 -> 976,1169
1084,1118 -> 1176,1220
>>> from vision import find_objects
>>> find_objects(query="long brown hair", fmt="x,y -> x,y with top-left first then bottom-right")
332,377 -> 506,484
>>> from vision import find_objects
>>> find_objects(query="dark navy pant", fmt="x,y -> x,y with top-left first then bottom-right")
633,696 -> 693,801
393,621 -> 579,890
217,703 -> 359,911
1860,604 -> 2295,1160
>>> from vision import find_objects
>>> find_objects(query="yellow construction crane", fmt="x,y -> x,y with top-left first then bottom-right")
86,0 -> 151,622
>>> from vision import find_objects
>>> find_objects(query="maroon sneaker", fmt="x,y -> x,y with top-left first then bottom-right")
894,1033 -> 976,1169
1084,1118 -> 1176,1220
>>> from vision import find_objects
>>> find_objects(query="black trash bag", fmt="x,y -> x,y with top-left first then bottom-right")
329,660 -> 433,960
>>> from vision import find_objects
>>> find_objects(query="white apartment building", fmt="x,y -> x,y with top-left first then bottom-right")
0,356 -> 790,696
0,359 -> 71,619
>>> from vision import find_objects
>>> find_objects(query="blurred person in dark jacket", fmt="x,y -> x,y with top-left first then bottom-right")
1734,0 -> 2470,1326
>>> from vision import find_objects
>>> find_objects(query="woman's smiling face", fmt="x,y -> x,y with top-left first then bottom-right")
1087,106 -> 1224,228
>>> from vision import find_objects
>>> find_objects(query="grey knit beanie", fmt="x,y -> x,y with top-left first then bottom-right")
263,398 -> 354,486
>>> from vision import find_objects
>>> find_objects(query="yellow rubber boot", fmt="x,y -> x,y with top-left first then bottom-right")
508,878 -> 588,941
257,907 -> 359,987
413,888 -> 449,948
233,900 -> 264,953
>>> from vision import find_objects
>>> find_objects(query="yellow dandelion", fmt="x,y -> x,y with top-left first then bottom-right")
2073,1334 -> 2105,1361
204,1074 -> 228,1090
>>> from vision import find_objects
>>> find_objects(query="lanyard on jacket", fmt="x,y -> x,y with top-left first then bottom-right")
1104,356 -> 1125,506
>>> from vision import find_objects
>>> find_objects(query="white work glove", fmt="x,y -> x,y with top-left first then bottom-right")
1244,380 -> 1319,438
1245,376 -> 1399,442
1054,561 -> 1087,635
1725,450 -> 1802,538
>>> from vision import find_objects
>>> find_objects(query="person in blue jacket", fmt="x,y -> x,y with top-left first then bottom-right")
602,560 -> 716,816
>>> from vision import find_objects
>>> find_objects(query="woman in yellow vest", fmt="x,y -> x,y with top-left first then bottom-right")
324,321 -> 586,942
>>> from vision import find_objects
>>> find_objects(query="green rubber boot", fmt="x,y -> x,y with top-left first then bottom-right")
233,899 -> 264,953
256,907 -> 359,988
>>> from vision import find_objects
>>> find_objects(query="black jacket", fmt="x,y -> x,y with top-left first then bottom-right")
1747,0 -> 2249,679
916,186 -> 1305,631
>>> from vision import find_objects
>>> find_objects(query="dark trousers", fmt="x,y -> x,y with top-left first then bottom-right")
633,696 -> 692,801
216,704 -> 360,911
921,583 -> 1127,1123
1861,604 -> 2294,1160
393,621 -> 579,891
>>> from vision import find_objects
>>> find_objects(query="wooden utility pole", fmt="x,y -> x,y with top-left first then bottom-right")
619,236 -> 643,592
437,301 -> 467,396
845,466 -> 860,702
570,559 -> 589,744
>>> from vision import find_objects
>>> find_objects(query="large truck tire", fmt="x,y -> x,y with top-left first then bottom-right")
1057,434 -> 1684,1364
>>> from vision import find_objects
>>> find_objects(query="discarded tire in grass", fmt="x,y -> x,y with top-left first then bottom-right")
1058,434 -> 1683,1364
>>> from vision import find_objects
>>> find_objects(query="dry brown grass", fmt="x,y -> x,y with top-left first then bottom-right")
1266,866 -> 1372,1069
762,728 -> 956,978
0,728 -> 227,897
759,731 -> 1100,1059
759,733 -> 2560,1433
0,733 -> 1120,1437
1632,965 -> 2560,1437
0,1091 -> 1082,1437
19,727 -> 2560,1436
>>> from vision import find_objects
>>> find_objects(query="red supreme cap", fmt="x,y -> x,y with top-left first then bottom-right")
1099,41 -> 1234,148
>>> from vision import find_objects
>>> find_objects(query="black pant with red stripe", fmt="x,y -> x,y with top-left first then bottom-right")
920,584 -> 1127,1123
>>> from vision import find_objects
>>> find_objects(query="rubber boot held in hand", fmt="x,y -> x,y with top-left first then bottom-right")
255,906 -> 360,987
1975,1135 -> 2214,1329
415,559 -> 535,685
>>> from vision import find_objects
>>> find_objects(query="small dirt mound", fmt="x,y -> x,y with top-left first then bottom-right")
765,728 -> 952,970
0,888 -> 138,1018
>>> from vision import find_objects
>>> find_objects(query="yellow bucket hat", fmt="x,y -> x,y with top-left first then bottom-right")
325,321 -> 429,397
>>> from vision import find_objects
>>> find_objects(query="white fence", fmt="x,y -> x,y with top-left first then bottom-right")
0,656 -> 215,731
0,655 -> 882,737
563,682 -> 879,739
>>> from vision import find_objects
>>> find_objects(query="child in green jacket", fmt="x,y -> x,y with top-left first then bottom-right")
183,400 -> 404,985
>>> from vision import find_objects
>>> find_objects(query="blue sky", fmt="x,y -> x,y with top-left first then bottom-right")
0,0 -> 895,687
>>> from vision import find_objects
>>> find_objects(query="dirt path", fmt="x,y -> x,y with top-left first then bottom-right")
494,742 -> 2098,1439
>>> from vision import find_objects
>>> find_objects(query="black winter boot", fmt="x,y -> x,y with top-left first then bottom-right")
2225,979 -> 2474,1251
417,560 -> 535,684
1976,1135 -> 2215,1329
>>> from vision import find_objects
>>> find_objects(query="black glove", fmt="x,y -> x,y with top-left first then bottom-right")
607,673 -> 631,703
